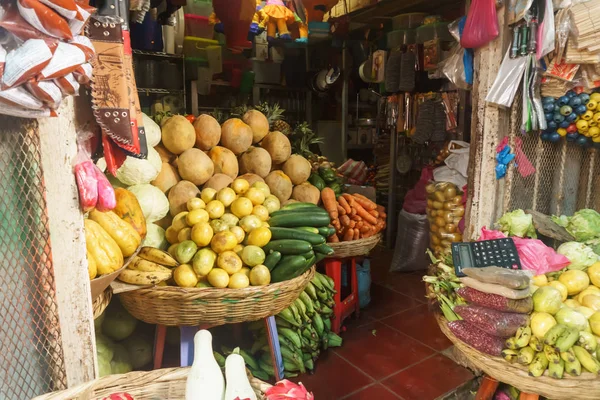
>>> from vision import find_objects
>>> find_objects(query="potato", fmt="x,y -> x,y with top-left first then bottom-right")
168,180 -> 200,217
239,146 -> 272,178
208,146 -> 238,179
152,162 -> 180,193
193,114 -> 221,151
177,148 -> 214,186
243,110 -> 269,143
282,154 -> 311,185
291,182 -> 320,204
161,115 -> 196,154
238,173 -> 264,186
260,131 -> 291,164
203,173 -> 233,191
220,118 -> 253,155
265,170 -> 293,202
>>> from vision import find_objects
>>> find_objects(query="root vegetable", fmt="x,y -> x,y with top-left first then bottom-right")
193,114 -> 221,151
239,146 -> 272,178
282,154 -> 311,185
177,148 -> 214,186
161,115 -> 196,155
152,162 -> 180,193
321,187 -> 338,219
168,180 -> 200,217
265,171 -> 293,202
203,173 -> 233,191
220,118 -> 253,155
238,173 -> 265,186
260,131 -> 291,164
291,182 -> 320,204
208,146 -> 238,179
243,110 -> 269,143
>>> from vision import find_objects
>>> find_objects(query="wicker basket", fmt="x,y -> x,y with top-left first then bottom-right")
119,266 -> 315,326
33,367 -> 271,400
435,314 -> 600,400
326,233 -> 382,259
92,287 -> 112,319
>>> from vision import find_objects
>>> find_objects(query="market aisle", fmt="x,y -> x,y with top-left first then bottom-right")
294,249 -> 474,399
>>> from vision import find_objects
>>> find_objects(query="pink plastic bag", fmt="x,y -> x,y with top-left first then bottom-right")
74,128 -> 98,212
402,166 -> 433,214
460,0 -> 498,49
94,165 -> 116,211
478,228 -> 570,274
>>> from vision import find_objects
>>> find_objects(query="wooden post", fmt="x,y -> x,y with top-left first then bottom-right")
38,96 -> 97,386
464,5 -> 512,240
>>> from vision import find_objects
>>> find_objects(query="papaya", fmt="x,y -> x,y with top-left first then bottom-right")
112,188 -> 147,238
84,219 -> 123,275
89,210 -> 142,257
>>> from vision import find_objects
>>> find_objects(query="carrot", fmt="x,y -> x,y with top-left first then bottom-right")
359,224 -> 371,234
338,196 -> 352,214
340,214 -> 350,226
342,227 -> 354,241
337,204 -> 346,215
354,202 -> 378,225
378,211 -> 387,219
342,193 -> 356,206
368,209 -> 379,218
356,221 -> 364,230
353,229 -> 360,240
321,188 -> 338,219
376,204 -> 386,214
352,194 -> 377,211
332,218 -> 341,230
328,234 -> 340,243
349,220 -> 356,229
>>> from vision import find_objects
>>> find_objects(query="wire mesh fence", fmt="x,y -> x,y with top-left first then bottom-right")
0,125 -> 67,399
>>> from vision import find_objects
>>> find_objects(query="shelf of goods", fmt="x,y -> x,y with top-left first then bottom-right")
33,367 -> 271,400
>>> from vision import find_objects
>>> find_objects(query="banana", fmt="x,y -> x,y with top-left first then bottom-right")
279,327 -> 302,349
502,349 -> 519,363
544,344 -> 561,364
505,337 -> 519,350
304,282 -> 318,300
565,357 -> 582,376
544,324 -> 567,346
555,328 -> 580,352
315,272 -> 334,292
294,298 -> 311,323
129,256 -> 172,273
515,326 -> 532,348
579,331 -> 597,353
299,291 -> 315,316
518,347 -> 535,365
277,308 -> 300,327
573,345 -> 600,374
529,335 -> 544,352
529,352 -> 549,377
288,303 -> 301,324
548,358 -> 565,379
561,348 -> 577,363
239,349 -> 260,371
118,268 -> 171,285
138,246 -> 179,267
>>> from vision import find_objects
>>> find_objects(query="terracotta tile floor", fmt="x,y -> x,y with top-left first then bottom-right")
293,248 -> 474,399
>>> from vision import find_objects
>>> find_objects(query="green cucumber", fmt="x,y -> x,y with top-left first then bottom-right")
269,227 -> 326,245
269,212 -> 331,228
318,226 -> 336,237
313,243 -> 334,255
263,239 -> 312,255
268,209 -> 330,221
301,250 -> 315,260
281,202 -> 319,211
315,252 -> 327,264
296,226 -> 320,234
271,255 -> 307,282
263,251 -> 282,271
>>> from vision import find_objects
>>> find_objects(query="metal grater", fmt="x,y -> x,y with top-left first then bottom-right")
451,238 -> 522,277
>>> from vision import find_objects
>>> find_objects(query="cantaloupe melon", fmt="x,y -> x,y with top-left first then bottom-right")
238,147 -> 271,178
243,110 -> 269,143
193,114 -> 221,151
152,162 -> 181,193
203,174 -> 234,191
208,146 -> 238,179
177,148 -> 214,186
265,171 -> 292,202
282,154 -> 311,185
220,118 -> 253,155
291,182 -> 320,204
161,115 -> 196,155
168,180 -> 200,216
260,131 -> 291,164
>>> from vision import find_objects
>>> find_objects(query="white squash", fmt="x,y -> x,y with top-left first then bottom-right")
224,353 -> 257,400
185,330 -> 225,400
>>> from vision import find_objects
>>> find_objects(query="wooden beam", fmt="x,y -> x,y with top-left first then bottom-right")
38,96 -> 97,386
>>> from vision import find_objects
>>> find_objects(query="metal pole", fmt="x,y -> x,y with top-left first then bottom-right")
341,41 -> 348,158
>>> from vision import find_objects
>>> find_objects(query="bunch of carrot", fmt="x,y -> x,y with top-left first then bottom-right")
320,188 -> 387,243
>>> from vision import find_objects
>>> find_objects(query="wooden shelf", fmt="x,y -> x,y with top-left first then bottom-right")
138,88 -> 184,95
132,49 -> 184,60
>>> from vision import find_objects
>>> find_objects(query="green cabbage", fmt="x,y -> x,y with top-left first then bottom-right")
142,113 -> 162,147
142,223 -> 168,250
127,183 -> 169,223
557,241 -> 599,270
552,209 -> 600,242
115,147 -> 162,186
496,209 -> 537,238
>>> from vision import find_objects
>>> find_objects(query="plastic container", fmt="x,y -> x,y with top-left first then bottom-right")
387,29 -> 416,48
392,13 -> 427,30
183,37 -> 222,74
185,57 -> 209,81
184,0 -> 212,16
252,60 -> 281,84
184,14 -> 214,39
416,22 -> 453,44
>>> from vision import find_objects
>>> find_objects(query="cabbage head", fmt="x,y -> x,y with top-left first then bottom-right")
127,183 -> 169,223
557,242 -> 599,270
142,223 -> 168,250
115,147 -> 162,186
95,333 -> 115,362
496,209 -> 537,238
142,113 -> 162,147
552,209 -> 600,242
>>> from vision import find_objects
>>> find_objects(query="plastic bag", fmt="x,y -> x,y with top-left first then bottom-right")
460,277 -> 531,299
433,166 -> 467,188
94,164 -> 116,211
454,305 -> 529,337
462,267 -> 531,289
27,79 -> 62,109
440,44 -> 470,90
426,181 -> 464,256
0,85 -> 44,109
486,48 -> 528,108
74,129 -> 98,212
444,140 -> 470,178
17,0 -> 73,40
402,166 -> 433,214
461,0 -> 499,49
537,0 -> 555,59
447,320 -> 504,356
54,72 -> 79,96
39,41 -> 86,80
2,38 -> 54,89
456,287 -> 533,314
390,210 -> 430,272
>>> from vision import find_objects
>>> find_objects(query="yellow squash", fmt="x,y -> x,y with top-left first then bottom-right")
112,188 -> 147,238
84,219 -> 124,275
89,210 -> 142,257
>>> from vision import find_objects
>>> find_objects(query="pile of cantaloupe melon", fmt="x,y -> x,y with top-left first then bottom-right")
151,110 -> 320,229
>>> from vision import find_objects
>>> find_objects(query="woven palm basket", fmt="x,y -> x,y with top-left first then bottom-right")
325,233 -> 382,259
435,313 -> 600,399
33,367 -> 271,400
119,267 -> 315,326
92,287 -> 112,319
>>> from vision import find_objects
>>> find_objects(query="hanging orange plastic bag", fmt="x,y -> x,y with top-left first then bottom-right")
460,0 -> 498,49
17,0 -> 73,40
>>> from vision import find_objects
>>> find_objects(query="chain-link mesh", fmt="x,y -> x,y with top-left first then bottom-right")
505,92 -> 600,216
0,124 -> 67,399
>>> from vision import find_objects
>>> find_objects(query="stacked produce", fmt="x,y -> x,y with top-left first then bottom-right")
240,272 -> 342,379
320,188 -> 386,243
84,188 -> 145,280
308,165 -> 344,197
425,182 -> 465,255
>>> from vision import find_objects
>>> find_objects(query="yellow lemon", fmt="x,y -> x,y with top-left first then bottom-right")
187,197 -> 206,211
582,294 -> 600,311
247,226 -> 271,247
240,215 -> 262,233
245,187 -> 266,206
206,200 -> 225,219
221,213 -> 239,227
564,299 -> 581,308
165,226 -> 180,244
173,264 -> 198,288
588,262 -> 600,287
232,178 -> 250,194
230,226 -> 246,244
192,247 -> 216,276
171,211 -> 189,231
186,208 -> 210,225
240,266 -> 251,278
559,269 -> 590,296
207,268 -> 229,288
210,231 -> 238,253
167,243 -> 178,257
252,205 -> 270,221
191,222 -> 214,247
241,245 -> 266,267
217,187 -> 237,207
233,244 -> 244,256
249,265 -> 271,286
228,272 -> 250,289
263,195 -> 280,213
548,281 -> 568,302
231,197 -> 253,218
530,312 -> 557,338
201,188 -> 217,203
590,312 -> 600,336
217,250 -> 243,274
533,275 -> 548,287
210,219 -> 230,233
577,286 -> 600,303
251,181 -> 271,198
177,227 -> 192,242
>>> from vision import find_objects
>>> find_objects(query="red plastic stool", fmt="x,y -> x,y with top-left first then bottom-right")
475,376 -> 539,400
324,257 -> 360,334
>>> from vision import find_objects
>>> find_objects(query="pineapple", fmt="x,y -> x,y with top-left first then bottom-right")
290,122 -> 324,159
208,108 -> 228,124
255,102 -> 292,134
229,103 -> 251,119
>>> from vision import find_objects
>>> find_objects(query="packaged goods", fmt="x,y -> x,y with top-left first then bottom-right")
447,320 -> 505,356
454,304 -> 529,337
456,286 -> 533,313
2,39 -> 53,88
459,276 -> 531,299
425,181 -> 464,255
17,0 -> 73,40
462,266 -> 531,289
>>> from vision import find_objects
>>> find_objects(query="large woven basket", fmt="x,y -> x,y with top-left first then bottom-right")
33,367 -> 271,400
326,233 -> 382,258
435,314 -> 600,399
119,267 -> 315,326
92,287 -> 112,319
